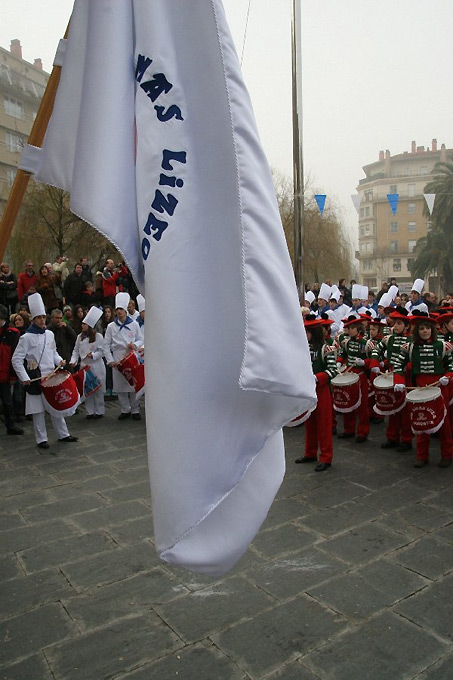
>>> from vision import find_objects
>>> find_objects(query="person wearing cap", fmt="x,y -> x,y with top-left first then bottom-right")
315,283 -> 331,317
0,304 -> 23,436
364,316 -> 386,425
304,290 -> 316,312
136,294 -> 145,346
70,307 -> 105,419
295,314 -> 337,471
127,299 -> 140,322
370,306 -> 413,452
336,314 -> 371,443
11,293 -> 78,450
405,279 -> 428,314
392,311 -> 453,467
103,292 -> 143,420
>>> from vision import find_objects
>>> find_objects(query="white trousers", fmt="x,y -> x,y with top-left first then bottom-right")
118,391 -> 139,414
85,390 -> 105,416
33,411 -> 70,444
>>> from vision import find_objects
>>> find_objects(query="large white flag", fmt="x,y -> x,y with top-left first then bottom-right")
20,0 -> 316,576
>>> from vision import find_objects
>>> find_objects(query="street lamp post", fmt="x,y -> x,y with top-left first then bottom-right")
291,0 -> 304,294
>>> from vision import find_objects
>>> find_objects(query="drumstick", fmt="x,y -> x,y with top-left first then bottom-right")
406,380 -> 441,391
27,366 -> 63,383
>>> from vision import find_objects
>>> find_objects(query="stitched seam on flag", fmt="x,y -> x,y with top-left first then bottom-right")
210,0 -> 249,393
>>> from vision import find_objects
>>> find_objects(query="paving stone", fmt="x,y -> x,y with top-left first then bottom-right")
85,447 -> 140,464
382,503 -> 452,537
308,558 -> 427,621
252,522 -> 316,558
388,535 -> 453,579
253,546 -> 346,600
63,569 -> 188,631
51,462 -> 118,483
119,642 -> 245,680
276,473 -> 311,499
0,475 -> 58,498
107,515 -> 154,545
0,467 -> 41,482
109,454 -> 147,471
0,513 -> 26,532
303,611 -> 448,680
260,497 -> 310,530
365,480 -> 434,511
395,574 -> 453,642
346,468 -> 412,491
296,479 -> 369,509
425,487 -> 453,511
70,500 -> 150,532
99,481 -> 151,504
0,653 -> 53,680
46,613 -> 182,680
0,491 -> 53,514
0,555 -> 22,583
61,540 -> 159,591
265,661 -> 320,680
417,653 -> 453,679
213,595 -> 347,677
21,494 -> 108,523
110,467 -> 150,485
47,475 -> 119,500
0,568 -> 74,620
156,576 -> 275,643
320,521 -> 408,565
18,530 -> 116,573
299,501 -> 382,538
0,603 -> 76,666
30,456 -> 93,475
434,523 -> 453,544
0,519 -> 79,554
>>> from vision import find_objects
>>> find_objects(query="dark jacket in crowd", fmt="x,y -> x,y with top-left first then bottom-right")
64,272 -> 85,306
0,321 -> 20,382
48,322 -> 77,363
0,272 -> 18,310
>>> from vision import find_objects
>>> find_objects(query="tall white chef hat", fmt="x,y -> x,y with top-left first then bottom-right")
28,293 -> 46,319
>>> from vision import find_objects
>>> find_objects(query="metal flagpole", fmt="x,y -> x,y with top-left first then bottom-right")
291,0 -> 304,293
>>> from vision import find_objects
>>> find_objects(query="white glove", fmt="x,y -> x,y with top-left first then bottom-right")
394,383 -> 405,392
371,367 -> 381,374
439,376 -> 449,386
355,358 -> 365,366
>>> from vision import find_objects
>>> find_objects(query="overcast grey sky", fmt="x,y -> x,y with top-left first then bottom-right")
1,0 -> 453,241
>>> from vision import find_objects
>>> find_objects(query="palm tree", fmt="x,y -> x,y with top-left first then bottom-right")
410,154 -> 453,292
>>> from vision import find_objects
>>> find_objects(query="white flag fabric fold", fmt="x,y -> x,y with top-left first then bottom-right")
22,0 -> 316,576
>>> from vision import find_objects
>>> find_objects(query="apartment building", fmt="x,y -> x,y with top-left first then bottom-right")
356,140 -> 452,292
0,39 -> 48,217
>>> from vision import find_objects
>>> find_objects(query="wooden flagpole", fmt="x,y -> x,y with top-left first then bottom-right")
0,24 -> 70,261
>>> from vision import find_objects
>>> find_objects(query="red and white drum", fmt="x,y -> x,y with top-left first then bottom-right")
331,373 -> 361,413
406,386 -> 446,435
117,352 -> 145,398
285,406 -> 316,427
41,370 -> 80,418
373,373 -> 406,416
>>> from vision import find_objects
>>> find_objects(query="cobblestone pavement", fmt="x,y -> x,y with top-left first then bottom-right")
0,404 -> 452,680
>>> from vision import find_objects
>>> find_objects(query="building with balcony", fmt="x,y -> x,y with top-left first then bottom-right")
0,40 -> 48,218
356,140 -> 452,292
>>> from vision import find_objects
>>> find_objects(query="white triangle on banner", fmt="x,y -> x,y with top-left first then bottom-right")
424,193 -> 436,216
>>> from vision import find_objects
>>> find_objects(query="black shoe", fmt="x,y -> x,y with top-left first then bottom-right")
381,440 -> 398,449
356,436 -> 367,443
131,413 -> 141,421
37,441 -> 49,449
295,456 -> 317,464
86,414 -> 95,420
396,442 -> 412,452
94,414 -> 103,419
438,459 -> 452,468
414,460 -> 428,468
118,412 -> 131,420
7,426 -> 24,435
58,436 -> 78,443
315,462 -> 331,472
337,432 -> 355,439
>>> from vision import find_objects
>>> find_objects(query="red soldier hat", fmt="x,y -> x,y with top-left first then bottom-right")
304,313 -> 324,328
389,306 -> 411,322
437,310 -> 453,323
408,310 -> 437,325
342,313 -> 364,328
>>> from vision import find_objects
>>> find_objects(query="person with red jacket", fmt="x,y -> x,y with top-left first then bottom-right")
101,259 -> 126,307
0,304 -> 24,435
17,261 -> 38,303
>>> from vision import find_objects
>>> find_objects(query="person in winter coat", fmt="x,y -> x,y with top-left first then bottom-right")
0,262 -> 18,315
0,304 -> 23,435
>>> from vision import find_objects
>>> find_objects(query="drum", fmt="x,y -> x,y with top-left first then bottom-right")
331,373 -> 361,413
84,368 -> 102,397
72,367 -> 87,398
285,406 -> 316,427
41,370 -> 80,418
373,373 -> 406,416
406,386 -> 446,435
117,352 -> 145,398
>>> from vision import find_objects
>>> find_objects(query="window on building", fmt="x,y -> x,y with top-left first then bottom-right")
363,259 -> 374,272
408,240 -> 417,253
360,208 -> 364,218
407,258 -> 415,271
0,64 -> 12,85
390,240 -> 398,253
6,168 -> 16,186
393,258 -> 401,272
390,222 -> 398,232
360,226 -> 365,237
408,203 -> 416,214
365,207 -> 370,217
365,190 -> 373,202
407,183 -> 415,197
4,96 -> 24,120
420,166 -> 428,175
408,221 -> 416,232
389,184 -> 397,194
5,132 -> 23,153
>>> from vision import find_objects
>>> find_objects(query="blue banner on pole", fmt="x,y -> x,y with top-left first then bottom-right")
387,193 -> 399,215
314,194 -> 326,215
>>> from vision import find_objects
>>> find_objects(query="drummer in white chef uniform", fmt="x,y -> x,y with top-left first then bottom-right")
103,292 -> 143,421
11,293 -> 78,450
69,306 -> 106,420
136,294 -> 145,347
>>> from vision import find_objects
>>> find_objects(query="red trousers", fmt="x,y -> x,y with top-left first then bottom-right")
386,404 -> 413,444
413,375 -> 453,461
343,371 -> 370,438
304,382 -> 333,463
